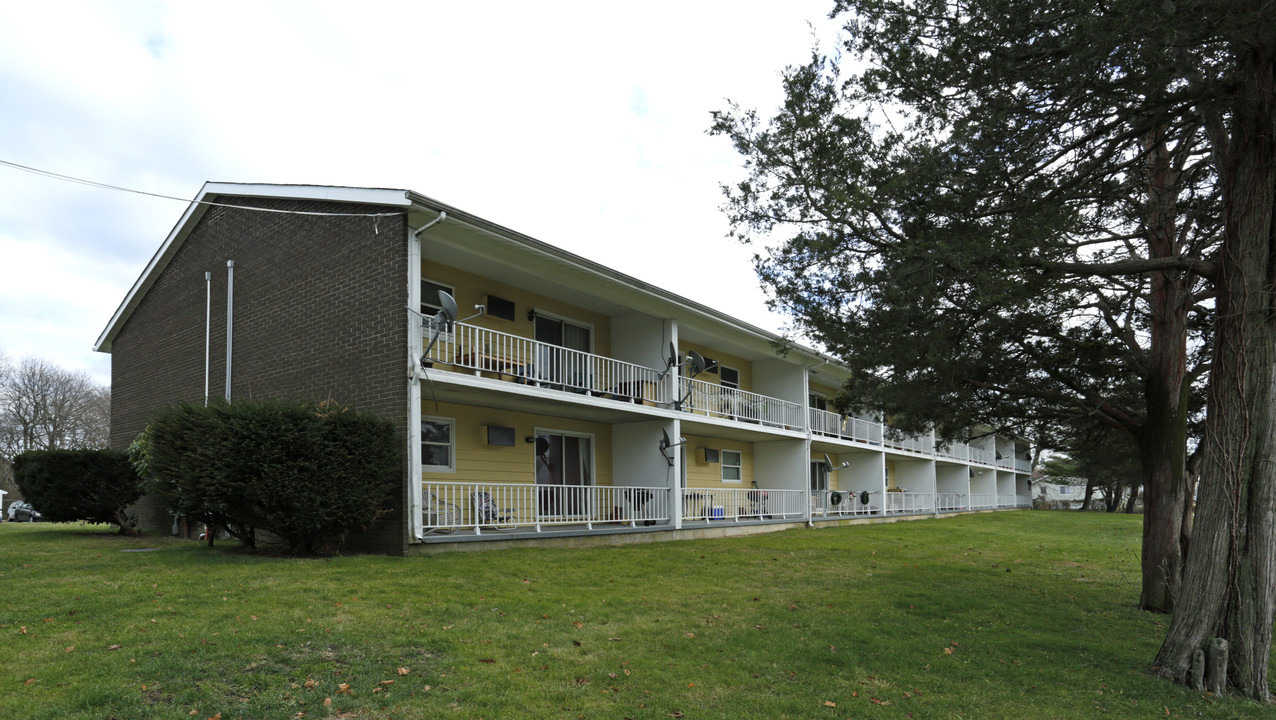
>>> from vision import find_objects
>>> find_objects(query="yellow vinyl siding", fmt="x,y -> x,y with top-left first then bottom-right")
677,341 -> 752,393
885,460 -> 896,490
423,261 -> 612,356
808,381 -> 839,399
420,401 -> 613,487
683,435 -> 753,488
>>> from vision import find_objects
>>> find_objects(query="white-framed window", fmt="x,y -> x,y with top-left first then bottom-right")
719,365 -> 740,390
421,279 -> 455,336
421,416 -> 455,472
721,449 -> 742,483
1059,485 -> 1072,495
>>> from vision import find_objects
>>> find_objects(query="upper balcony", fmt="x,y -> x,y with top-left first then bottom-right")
423,320 -> 672,406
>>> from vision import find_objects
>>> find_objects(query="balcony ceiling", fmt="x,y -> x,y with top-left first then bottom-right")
413,206 -> 823,366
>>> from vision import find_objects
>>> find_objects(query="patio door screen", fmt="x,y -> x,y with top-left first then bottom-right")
810,461 -> 830,512
534,431 -> 594,517
534,315 -> 591,388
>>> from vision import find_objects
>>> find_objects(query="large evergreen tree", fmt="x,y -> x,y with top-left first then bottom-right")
712,0 -> 1274,699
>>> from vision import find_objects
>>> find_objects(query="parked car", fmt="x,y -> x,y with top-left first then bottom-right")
6,501 -> 43,522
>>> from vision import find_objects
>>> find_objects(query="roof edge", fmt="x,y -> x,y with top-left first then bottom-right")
94,183 -> 411,354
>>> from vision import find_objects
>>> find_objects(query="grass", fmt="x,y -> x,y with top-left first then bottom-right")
0,512 -> 1271,719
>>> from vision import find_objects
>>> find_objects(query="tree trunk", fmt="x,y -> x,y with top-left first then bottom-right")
1078,479 -> 1096,510
1124,484 -> 1139,513
1156,39 -> 1276,701
1134,121 -> 1192,613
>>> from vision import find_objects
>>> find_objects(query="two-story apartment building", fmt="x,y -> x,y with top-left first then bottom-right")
95,183 -> 1031,554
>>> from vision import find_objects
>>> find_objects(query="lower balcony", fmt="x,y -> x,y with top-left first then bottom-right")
420,481 -> 805,539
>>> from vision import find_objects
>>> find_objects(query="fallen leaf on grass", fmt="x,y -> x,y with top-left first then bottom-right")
573,621 -> 584,629
397,667 -> 410,675
108,644 -> 122,651
322,698 -> 332,707
823,701 -> 836,707
335,683 -> 351,695
24,678 -> 35,686
378,680 -> 395,686
943,647 -> 953,655
65,646 -> 75,653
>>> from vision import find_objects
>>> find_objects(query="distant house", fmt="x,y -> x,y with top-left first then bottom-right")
95,183 -> 1032,554
1033,481 -> 1082,507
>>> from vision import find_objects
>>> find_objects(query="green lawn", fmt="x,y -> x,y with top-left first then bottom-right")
1,512 -> 1270,719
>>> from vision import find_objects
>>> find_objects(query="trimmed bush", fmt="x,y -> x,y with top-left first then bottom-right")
12,449 -> 143,534
130,398 -> 399,554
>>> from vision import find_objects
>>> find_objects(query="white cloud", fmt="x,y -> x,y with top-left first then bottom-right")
0,0 -> 836,386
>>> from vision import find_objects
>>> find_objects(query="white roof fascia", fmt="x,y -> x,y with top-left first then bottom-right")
93,182 -> 412,353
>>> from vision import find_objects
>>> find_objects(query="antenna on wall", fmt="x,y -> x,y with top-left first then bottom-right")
658,428 -> 687,467
823,453 -> 851,471
657,343 -> 709,381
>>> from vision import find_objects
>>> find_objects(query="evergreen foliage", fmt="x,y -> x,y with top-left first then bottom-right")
130,399 -> 399,554
11,448 -> 142,533
713,0 -> 1276,698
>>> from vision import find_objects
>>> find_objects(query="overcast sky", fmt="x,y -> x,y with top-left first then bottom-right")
0,0 -> 839,387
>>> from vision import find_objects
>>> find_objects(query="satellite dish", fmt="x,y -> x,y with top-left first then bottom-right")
688,350 -> 707,376
823,453 -> 834,469
660,428 -> 672,452
437,290 -> 458,323
969,467 -> 975,478
823,453 -> 850,471
534,436 -> 550,456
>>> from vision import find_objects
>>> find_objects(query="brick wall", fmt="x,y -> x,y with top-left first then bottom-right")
109,196 -> 410,553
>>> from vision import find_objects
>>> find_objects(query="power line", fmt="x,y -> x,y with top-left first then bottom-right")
0,158 -> 408,217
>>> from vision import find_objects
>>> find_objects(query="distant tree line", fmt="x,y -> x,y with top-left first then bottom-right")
0,347 -> 110,499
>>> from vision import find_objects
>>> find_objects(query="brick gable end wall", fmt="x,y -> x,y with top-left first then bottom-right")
109,196 -> 410,553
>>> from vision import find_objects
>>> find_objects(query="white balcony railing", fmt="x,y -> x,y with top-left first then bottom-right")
883,429 -> 933,455
969,493 -> 997,509
422,481 -> 671,535
680,487 -> 805,522
968,446 -> 995,466
424,321 -> 671,406
936,492 -> 967,512
884,491 -> 934,514
810,489 -> 879,517
996,494 -> 1020,508
935,442 -> 968,461
1015,458 -> 1032,473
678,377 -> 804,428
809,409 -> 883,445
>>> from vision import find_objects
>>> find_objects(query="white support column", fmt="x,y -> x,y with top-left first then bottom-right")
407,225 -> 424,539
667,319 -> 683,529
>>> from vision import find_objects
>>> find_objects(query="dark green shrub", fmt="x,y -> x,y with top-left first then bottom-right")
131,399 -> 400,554
11,449 -> 143,534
